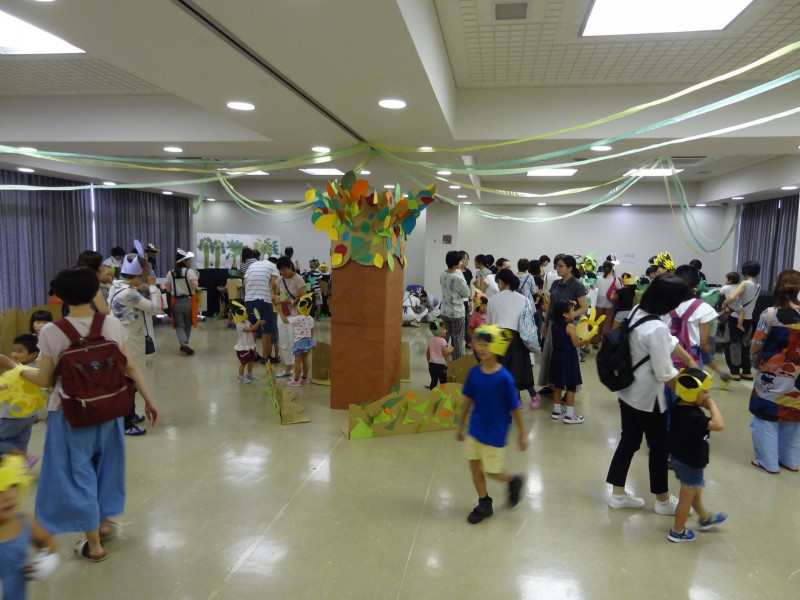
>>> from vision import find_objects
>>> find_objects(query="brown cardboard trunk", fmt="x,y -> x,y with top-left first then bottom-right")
330,261 -> 403,409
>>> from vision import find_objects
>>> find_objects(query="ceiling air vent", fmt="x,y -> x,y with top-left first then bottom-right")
669,156 -> 707,169
495,2 -> 528,21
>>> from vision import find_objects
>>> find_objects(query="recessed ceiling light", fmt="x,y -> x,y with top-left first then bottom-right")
437,170 -> 451,176
625,168 -> 683,177
299,168 -> 345,176
162,191 -> 173,195
463,201 -> 472,205
696,204 -> 706,207
378,99 -> 406,109
274,199 -> 283,203
731,196 -> 744,200
246,170 -> 269,176
17,146 -> 37,152
591,145 -> 612,152
32,1 -> 57,3
449,185 -> 461,189
384,184 -> 395,189
419,146 -> 433,151
361,170 -> 371,175
537,202 -> 547,206
622,203 -> 632,206
103,181 -> 116,186
163,146 -> 182,153
582,0 -> 754,37
527,168 -> 578,177
206,198 -> 216,202
0,9 -> 84,54
17,167 -> 34,173
226,101 -> 255,111
457,195 -> 467,198
311,146 -> 330,153
781,186 -> 798,190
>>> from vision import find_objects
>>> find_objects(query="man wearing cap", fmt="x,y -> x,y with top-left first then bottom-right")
146,243 -> 160,276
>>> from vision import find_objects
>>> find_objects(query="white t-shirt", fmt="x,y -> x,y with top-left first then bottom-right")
543,270 -> 560,294
483,274 -> 500,298
670,299 -> 718,347
287,315 -> 314,341
234,321 -> 256,351
732,279 -> 760,320
167,267 -> 198,297
617,308 -> 679,413
594,275 -> 620,309
244,260 -> 279,302
37,317 -> 128,412
486,290 -> 527,331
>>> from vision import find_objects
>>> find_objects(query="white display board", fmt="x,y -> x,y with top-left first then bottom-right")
195,233 -> 281,269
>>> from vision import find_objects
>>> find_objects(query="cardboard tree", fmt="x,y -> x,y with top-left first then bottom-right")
310,171 -> 435,409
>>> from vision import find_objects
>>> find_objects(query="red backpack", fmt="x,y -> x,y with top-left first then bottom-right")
669,299 -> 703,369
53,313 -> 135,428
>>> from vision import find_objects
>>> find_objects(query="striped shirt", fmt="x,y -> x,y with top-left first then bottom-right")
244,260 -> 278,302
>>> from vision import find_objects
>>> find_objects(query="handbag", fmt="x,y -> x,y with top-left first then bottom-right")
145,335 -> 156,355
606,276 -> 619,304
518,301 -> 541,353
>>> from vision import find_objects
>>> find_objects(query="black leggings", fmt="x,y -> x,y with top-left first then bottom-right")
428,363 -> 447,389
723,317 -> 753,376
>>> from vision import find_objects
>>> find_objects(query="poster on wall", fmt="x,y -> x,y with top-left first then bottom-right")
195,233 -> 281,269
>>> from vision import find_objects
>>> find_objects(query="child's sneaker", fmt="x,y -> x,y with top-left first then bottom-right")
238,375 -> 251,384
300,378 -> 310,385
125,425 -> 146,436
467,496 -> 493,524
563,413 -> 585,424
551,409 -> 563,420
530,393 -> 540,410
247,374 -> 261,382
668,528 -> 696,543
654,494 -> 680,515
287,379 -> 302,387
697,513 -> 727,531
608,491 -> 645,509
508,475 -> 524,507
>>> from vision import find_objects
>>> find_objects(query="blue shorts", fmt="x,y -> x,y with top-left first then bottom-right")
699,341 -> 716,367
245,300 -> 276,335
671,457 -> 705,487
0,416 -> 36,454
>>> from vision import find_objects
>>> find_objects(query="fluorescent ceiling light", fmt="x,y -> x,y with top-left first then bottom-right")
299,168 -> 344,176
625,168 -> 683,177
537,202 -> 547,206
527,168 -> 577,177
781,186 -> 798,190
582,0 -> 754,37
274,199 -> 283,203
311,146 -> 330,153
163,146 -> 182,153
18,146 -> 36,152
449,185 -> 461,189
0,9 -> 84,54
206,198 -> 216,202
361,170 -> 371,175
162,191 -> 173,195
591,145 -> 612,152
622,203 -> 632,206
378,99 -> 406,109
463,201 -> 472,205
384,185 -> 395,189
17,167 -> 34,173
419,146 -> 433,151
731,196 -> 744,200
457,195 -> 467,198
246,170 -> 269,176
696,204 -> 706,207
437,170 -> 451,176
226,101 -> 255,111
103,181 -> 116,186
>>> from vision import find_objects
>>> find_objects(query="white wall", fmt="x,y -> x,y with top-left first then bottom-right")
423,202 -> 461,294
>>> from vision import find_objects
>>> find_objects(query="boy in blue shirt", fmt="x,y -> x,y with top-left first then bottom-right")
456,325 -> 528,524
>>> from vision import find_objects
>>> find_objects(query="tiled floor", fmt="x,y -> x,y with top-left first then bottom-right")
23,319 -> 800,600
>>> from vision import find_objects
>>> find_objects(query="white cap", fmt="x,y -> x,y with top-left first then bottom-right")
176,248 -> 195,263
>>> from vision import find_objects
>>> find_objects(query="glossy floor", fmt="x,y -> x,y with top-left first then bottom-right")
23,320 -> 799,600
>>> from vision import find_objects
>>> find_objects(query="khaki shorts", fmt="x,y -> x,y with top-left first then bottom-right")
465,436 -> 506,474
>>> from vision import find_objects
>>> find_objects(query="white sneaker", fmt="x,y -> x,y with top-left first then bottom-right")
563,413 -> 585,424
654,494 -> 680,515
608,491 -> 645,509
238,375 -> 251,384
247,374 -> 260,381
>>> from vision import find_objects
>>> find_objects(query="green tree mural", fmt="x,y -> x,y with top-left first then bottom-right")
197,236 -> 214,269
211,238 -> 226,267
226,239 -> 245,267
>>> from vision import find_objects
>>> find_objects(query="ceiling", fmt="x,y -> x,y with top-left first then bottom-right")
0,0 -> 799,207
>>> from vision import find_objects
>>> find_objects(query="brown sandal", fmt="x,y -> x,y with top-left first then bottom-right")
751,460 -> 779,475
75,539 -> 108,562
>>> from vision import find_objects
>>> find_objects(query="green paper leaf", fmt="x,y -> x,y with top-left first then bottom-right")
350,418 -> 373,439
342,170 -> 356,191
373,411 -> 391,423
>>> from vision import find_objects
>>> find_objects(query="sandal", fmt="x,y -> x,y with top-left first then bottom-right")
75,539 -> 108,562
751,460 -> 779,475
99,520 -> 117,542
779,462 -> 799,472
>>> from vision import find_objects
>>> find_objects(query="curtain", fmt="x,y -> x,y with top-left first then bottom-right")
737,195 -> 799,291
0,170 -> 93,310
94,189 -> 191,279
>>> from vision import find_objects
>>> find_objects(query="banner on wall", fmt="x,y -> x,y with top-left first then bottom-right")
195,233 -> 281,269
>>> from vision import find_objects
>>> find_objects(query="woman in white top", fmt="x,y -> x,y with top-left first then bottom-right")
487,269 -> 533,394
722,261 -> 761,381
165,249 -> 199,356
606,275 -> 698,512
593,261 -> 620,348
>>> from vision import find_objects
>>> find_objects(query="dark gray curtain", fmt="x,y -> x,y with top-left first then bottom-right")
737,195 -> 799,290
94,189 -> 191,278
0,170 -> 92,309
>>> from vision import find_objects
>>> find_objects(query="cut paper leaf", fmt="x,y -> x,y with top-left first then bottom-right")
253,308 -> 261,320
0,366 -> 45,417
350,418 -> 373,439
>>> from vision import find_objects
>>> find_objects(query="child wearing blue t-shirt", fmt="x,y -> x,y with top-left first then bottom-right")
456,324 -> 527,524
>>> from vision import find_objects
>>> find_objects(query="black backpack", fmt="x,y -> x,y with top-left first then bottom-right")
596,307 -> 660,392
